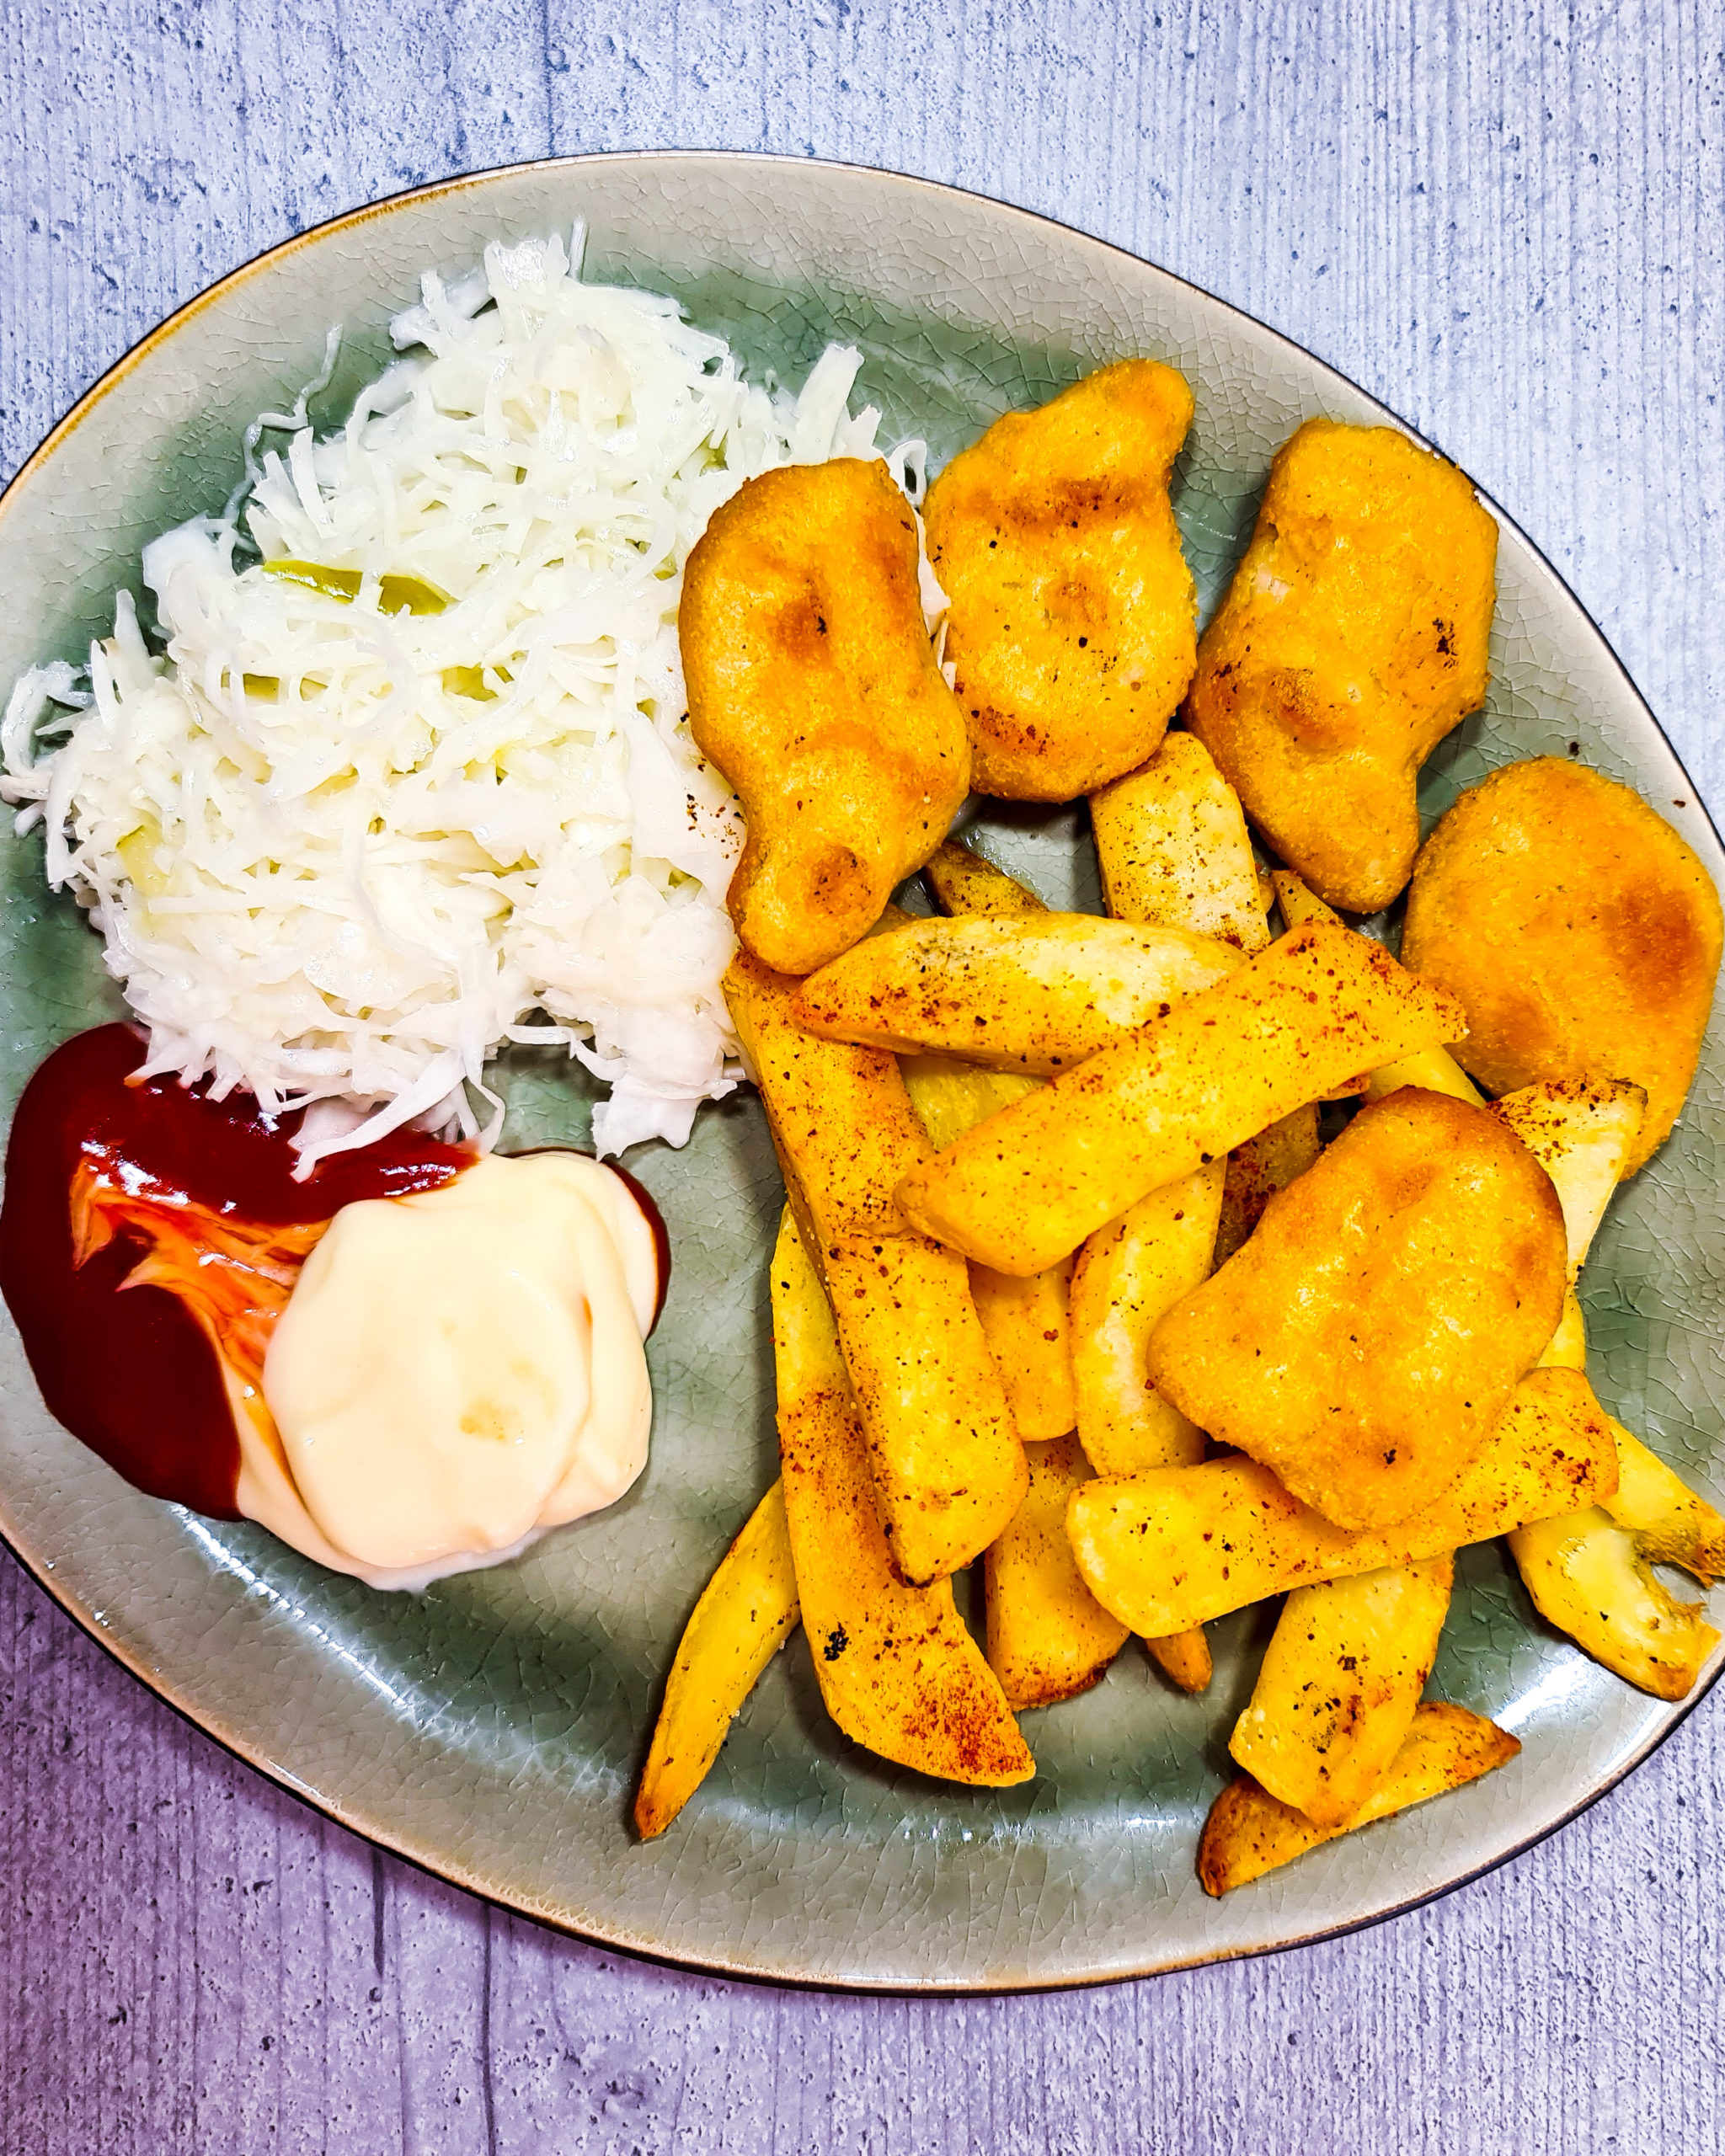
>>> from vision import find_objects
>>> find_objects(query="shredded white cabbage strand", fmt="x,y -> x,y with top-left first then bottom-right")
3,229 -> 898,1165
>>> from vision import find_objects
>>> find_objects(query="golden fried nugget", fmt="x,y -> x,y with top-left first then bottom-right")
682,458 -> 969,974
1147,1088 -> 1567,1529
1402,756 -> 1723,1173
1184,419 -> 1498,913
924,360 -> 1198,800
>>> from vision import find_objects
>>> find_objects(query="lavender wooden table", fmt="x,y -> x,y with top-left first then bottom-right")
3,4 -> 1722,2148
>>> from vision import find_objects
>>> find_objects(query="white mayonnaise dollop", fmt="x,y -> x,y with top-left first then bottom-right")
252,1152 -> 659,1588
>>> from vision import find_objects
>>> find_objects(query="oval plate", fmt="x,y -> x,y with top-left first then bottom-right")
1,153 -> 1720,1992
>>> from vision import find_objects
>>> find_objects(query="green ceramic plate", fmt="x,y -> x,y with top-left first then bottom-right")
0,155 -> 1719,1992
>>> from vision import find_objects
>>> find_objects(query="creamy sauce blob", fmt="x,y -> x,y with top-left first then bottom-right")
263,1154 -> 659,1584
0,1025 -> 666,1590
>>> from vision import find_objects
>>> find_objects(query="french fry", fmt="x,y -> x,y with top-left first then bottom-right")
1068,1166 -> 1224,1476
1490,1075 -> 1646,1276
1090,731 -> 1270,953
985,1432 -> 1130,1708
1229,1556 -> 1455,1828
727,950 -> 1027,1585
633,1481 -> 801,1838
925,839 -> 1048,917
1067,1367 -> 1618,1636
1509,1416 -> 1725,1700
968,1260 -> 1078,1440
793,912 -> 1240,1074
900,1054 -> 1074,1439
1269,866 -> 1343,933
772,1210 -> 1034,1784
1198,1703 -> 1520,1896
1271,864 -> 1485,1107
896,923 -> 1466,1278
1213,1103 -> 1321,1267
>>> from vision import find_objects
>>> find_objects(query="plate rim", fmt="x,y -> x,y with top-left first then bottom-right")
1,146 -> 1718,1994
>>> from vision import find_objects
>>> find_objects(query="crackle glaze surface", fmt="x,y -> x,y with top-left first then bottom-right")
0,154 -> 1720,1993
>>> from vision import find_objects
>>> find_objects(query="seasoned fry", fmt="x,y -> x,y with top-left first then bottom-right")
1230,1556 -> 1455,1828
1403,756 -> 1723,1173
1605,1420 -> 1725,1572
1186,419 -> 1498,915
1198,1703 -> 1520,1896
1268,867 -> 1484,1106
969,1259 -> 1078,1439
1490,1076 -> 1646,1277
1213,1104 -> 1322,1267
926,360 -> 1198,800
896,923 -> 1466,1277
726,950 -> 1027,1584
1510,1417 -> 1725,1700
1148,1088 -> 1567,1528
633,1481 -> 801,1839
793,912 -> 1240,1074
900,1054 -> 1074,1439
683,457 -> 970,974
1269,867 -> 1343,934
985,1432 -> 1130,1708
1068,1367 -> 1619,1635
1511,1504 -> 1719,1700
772,1212 -> 1034,1783
1091,731 -> 1269,953
1068,1166 -> 1224,1476
924,840 -> 1048,918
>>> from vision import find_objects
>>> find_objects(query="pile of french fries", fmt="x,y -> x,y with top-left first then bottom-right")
634,737 -> 1724,1895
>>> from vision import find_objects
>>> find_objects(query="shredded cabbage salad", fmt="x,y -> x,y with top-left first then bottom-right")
3,227 -> 908,1165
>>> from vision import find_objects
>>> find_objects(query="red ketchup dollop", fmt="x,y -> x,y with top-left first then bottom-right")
0,1025 -> 469,1519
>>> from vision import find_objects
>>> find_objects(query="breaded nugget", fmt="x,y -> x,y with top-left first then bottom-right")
923,360 -> 1198,801
1146,1088 -> 1567,1530
1402,757 -> 1722,1173
1184,419 -> 1498,913
682,458 -> 969,976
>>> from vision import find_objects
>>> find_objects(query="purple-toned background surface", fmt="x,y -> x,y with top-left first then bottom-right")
3,3 -> 1722,2149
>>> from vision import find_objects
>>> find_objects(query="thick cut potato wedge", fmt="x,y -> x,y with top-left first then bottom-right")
1091,731 -> 1270,953
985,1432 -> 1131,1709
793,912 -> 1240,1074
925,840 -> 1048,918
1214,1103 -> 1321,1267
896,923 -> 1466,1277
1491,1075 -> 1646,1277
1605,1420 -> 1725,1570
1538,1289 -> 1589,1370
1510,1505 -> 1720,1700
901,1054 -> 1074,1440
1068,1165 -> 1224,1477
1230,1556 -> 1455,1828
1269,867 -> 1483,1106
1509,1415 -> 1725,1700
727,951 -> 1027,1584
1067,1170 -> 1222,1691
633,1481 -> 801,1839
772,1212 -> 1034,1784
1068,1367 -> 1618,1635
969,1259 -> 1078,1440
1198,1703 -> 1520,1896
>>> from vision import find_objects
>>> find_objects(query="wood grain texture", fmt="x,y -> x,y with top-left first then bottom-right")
2,1 -> 1722,2148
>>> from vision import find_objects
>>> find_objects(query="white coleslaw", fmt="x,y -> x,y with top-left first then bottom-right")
3,227 -> 906,1164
